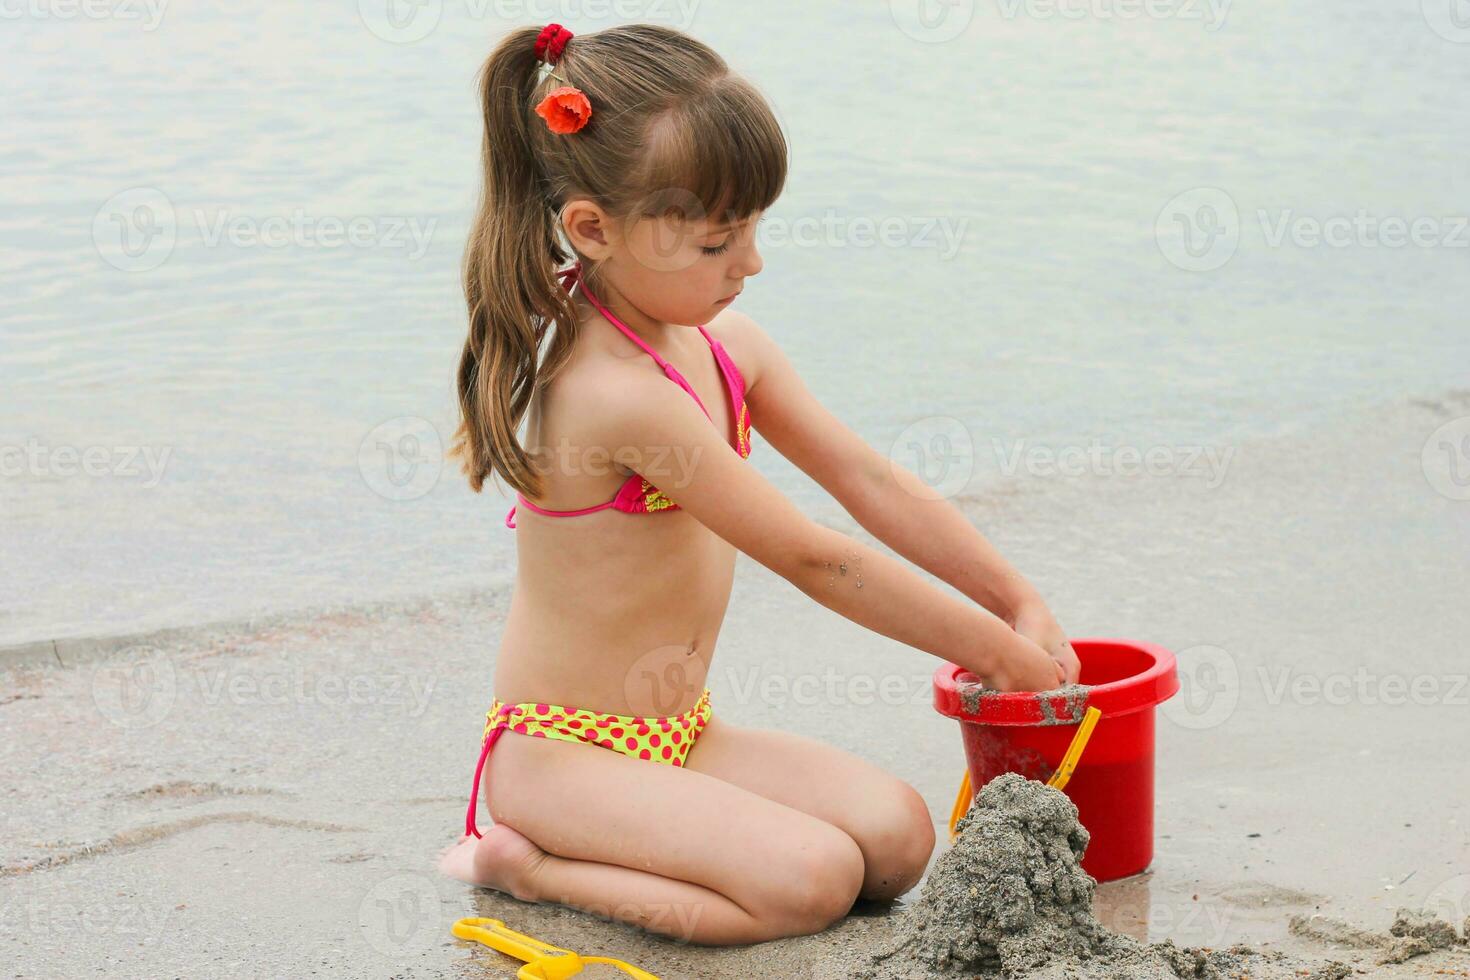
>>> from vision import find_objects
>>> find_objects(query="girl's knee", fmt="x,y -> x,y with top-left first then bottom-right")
856,782 -> 936,901
749,825 -> 865,937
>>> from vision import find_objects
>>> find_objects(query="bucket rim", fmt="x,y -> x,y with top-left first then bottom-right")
932,637 -> 1179,726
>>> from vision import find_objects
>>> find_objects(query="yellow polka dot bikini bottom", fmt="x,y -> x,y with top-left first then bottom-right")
464,687 -> 714,838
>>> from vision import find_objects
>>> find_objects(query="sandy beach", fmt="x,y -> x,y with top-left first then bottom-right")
6,2 -> 1469,975
5,390 -> 1467,977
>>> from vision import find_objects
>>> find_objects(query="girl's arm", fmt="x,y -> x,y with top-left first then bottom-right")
733,314 -> 1082,684
593,367 -> 1064,693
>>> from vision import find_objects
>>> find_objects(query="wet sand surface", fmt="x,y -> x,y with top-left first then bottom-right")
4,392 -> 1469,977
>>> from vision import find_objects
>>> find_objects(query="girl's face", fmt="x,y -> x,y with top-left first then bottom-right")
608,208 -> 765,326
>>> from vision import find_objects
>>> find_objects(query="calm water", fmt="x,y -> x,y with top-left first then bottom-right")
3,0 -> 1467,645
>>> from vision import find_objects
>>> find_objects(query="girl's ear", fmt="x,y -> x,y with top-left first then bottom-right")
561,198 -> 616,259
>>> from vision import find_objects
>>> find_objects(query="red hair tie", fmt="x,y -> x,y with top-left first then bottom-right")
533,23 -> 573,65
531,23 -> 589,134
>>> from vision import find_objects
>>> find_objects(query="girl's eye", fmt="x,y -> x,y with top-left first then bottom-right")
701,241 -> 731,256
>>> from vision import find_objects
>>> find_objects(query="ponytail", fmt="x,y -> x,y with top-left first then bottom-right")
451,26 -> 578,496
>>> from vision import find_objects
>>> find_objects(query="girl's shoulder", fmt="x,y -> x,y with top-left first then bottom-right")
704,306 -> 767,394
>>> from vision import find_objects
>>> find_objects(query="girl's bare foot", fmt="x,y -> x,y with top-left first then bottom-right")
436,823 -> 546,901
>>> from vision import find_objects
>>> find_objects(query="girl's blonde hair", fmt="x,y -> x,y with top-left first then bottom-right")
452,23 -> 788,496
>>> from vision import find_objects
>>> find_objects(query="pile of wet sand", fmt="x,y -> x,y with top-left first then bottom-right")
858,773 -> 1461,980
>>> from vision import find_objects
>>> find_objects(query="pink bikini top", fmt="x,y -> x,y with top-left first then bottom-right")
505,263 -> 753,529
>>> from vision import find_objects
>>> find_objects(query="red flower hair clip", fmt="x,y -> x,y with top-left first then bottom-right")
532,23 -> 591,135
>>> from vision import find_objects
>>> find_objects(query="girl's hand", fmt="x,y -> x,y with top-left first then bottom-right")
1012,603 -> 1082,685
985,634 -> 1067,693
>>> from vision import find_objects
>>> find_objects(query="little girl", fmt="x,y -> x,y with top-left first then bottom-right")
437,22 -> 1082,947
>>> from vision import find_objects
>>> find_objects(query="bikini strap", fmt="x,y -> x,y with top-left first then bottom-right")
567,263 -> 714,423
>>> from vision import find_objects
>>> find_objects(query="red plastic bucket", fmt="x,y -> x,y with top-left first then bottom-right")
932,638 -> 1179,882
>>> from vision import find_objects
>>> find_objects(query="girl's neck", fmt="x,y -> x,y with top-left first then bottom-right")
575,274 -> 682,352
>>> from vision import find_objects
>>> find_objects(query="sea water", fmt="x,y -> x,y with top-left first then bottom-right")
3,0 -> 1467,645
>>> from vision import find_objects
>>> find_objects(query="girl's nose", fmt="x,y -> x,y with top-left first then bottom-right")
735,244 -> 763,278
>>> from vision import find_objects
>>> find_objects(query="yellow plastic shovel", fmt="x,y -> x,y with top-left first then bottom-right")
451,917 -> 659,980
947,705 -> 1102,843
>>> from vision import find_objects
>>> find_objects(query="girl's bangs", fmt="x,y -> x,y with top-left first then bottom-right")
628,82 -> 787,227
